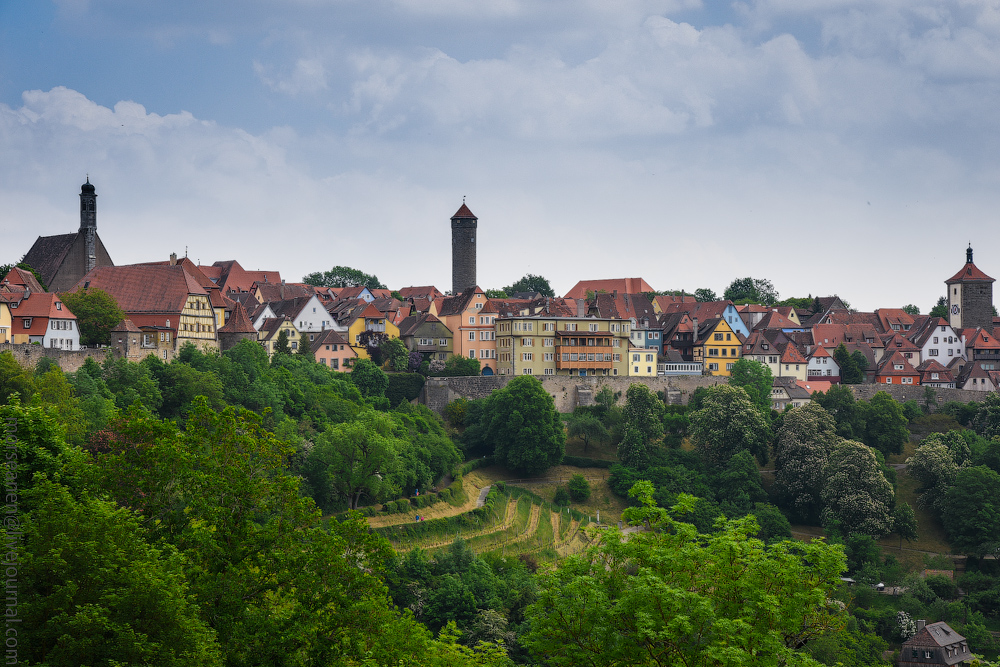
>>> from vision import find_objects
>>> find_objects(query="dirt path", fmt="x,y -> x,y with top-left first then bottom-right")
404,496 -> 520,551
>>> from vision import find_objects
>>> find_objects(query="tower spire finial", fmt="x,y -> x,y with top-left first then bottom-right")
967,243 -> 974,264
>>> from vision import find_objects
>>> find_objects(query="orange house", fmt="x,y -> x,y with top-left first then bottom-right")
875,351 -> 920,386
436,286 -> 497,374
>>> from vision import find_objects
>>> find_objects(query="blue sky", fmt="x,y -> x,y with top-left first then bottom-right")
3,0 -> 1000,310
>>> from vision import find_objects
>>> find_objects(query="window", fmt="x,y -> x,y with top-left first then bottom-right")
543,323 -> 554,331
929,349 -> 939,356
522,352 -> 533,361
23,318 -> 31,329
633,354 -> 640,362
469,350 -> 476,359
565,323 -> 576,331
646,354 -> 654,362
544,353 -> 553,361
885,377 -> 892,383
714,333 -> 724,341
726,363 -> 734,371
634,366 -> 640,373
475,302 -> 482,310
647,366 -> 652,373
562,353 -> 569,361
439,338 -> 447,346
469,332 -> 476,340
726,333 -> 732,341
543,338 -> 554,347
544,368 -> 554,375
709,348 -> 719,356
708,363 -> 718,371
469,316 -> 475,324
160,332 -> 166,342
613,354 -> 621,362
291,341 -> 297,350
902,377 -> 913,384
522,368 -> 532,375
589,323 -> 598,332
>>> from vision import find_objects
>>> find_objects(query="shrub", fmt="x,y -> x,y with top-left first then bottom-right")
554,486 -> 571,507
925,575 -> 959,600
562,455 -> 614,468
567,474 -> 591,502
386,373 -> 425,407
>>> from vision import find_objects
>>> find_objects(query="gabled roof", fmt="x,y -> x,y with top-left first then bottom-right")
266,296 -> 315,320
916,359 -> 953,381
2,267 -> 45,293
882,332 -> 921,353
438,285 -> 482,317
218,301 -> 257,334
255,282 -> 312,302
398,312 -> 450,337
659,300 -> 737,323
780,343 -> 808,364
7,292 -> 76,320
875,308 -> 916,333
908,316 -> 952,347
399,285 -> 443,300
966,327 -> 1000,350
876,350 -> 919,376
313,328 -> 351,348
754,310 -> 799,331
903,621 -> 968,665
798,380 -> 834,395
21,233 -> 78,287
809,345 -> 832,359
258,316 -> 297,341
564,278 -> 654,299
72,265 -> 207,313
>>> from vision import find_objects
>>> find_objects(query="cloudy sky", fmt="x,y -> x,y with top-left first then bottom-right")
2,0 -> 1000,310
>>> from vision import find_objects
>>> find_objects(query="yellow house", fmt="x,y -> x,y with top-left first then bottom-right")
346,302 -> 401,359
259,317 -> 299,356
627,346 -> 658,377
496,315 -> 630,377
0,299 -> 11,343
693,318 -> 743,376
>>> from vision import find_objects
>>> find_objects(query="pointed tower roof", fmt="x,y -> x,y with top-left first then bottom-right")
452,203 -> 477,219
218,301 -> 257,334
947,245 -> 994,283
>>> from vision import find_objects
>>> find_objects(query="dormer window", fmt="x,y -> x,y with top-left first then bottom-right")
894,364 -> 904,370
56,302 -> 62,310
762,343 -> 769,350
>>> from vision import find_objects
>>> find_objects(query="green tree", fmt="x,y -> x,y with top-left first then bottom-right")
351,358 -> 389,401
622,383 -> 664,444
940,466 -> 1000,557
690,384 -> 770,468
812,384 -> 866,439
833,343 -> 863,384
893,502 -> 919,548
929,296 -> 948,319
525,484 -> 846,667
773,403 -> 840,524
861,391 -> 909,456
19,479 -> 222,667
821,440 -> 895,537
902,304 -> 920,315
480,375 -> 564,475
309,410 -> 403,509
729,357 -> 774,415
273,329 -> 291,356
484,288 -> 508,299
0,350 -> 36,404
693,287 -> 717,302
434,354 -> 482,377
567,474 -> 591,502
972,393 -> 1000,439
101,355 -> 163,412
379,336 -> 409,371
906,434 -> 961,511
566,411 -> 609,454
60,286 -> 126,346
502,274 -> 554,298
296,331 -> 312,357
723,277 -> 779,305
302,265 -> 387,290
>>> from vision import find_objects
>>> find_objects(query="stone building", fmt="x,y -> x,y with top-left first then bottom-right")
946,246 -> 994,330
21,179 -> 114,292
216,301 -> 258,352
451,203 -> 477,295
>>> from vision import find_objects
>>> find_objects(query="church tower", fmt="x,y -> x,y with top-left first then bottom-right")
946,245 -> 994,329
79,178 -> 98,274
451,202 -> 478,295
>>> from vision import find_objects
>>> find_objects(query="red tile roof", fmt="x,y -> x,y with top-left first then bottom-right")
780,344 -> 808,364
218,301 -> 257,334
947,262 -> 994,283
452,203 -> 477,219
111,318 -> 142,333
74,265 -> 207,313
564,278 -> 654,299
3,267 -> 45,293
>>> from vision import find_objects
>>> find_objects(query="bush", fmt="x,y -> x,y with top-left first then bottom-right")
554,486 -> 571,507
925,575 -> 959,601
444,398 -> 469,426
438,488 -> 452,502
561,455 -> 614,468
567,474 -> 591,502
386,373 -> 425,407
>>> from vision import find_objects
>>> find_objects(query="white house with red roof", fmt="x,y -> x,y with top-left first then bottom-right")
7,291 -> 79,349
807,345 -> 840,381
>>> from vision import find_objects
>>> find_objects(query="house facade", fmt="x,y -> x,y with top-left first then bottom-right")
7,292 -> 80,349
496,315 -> 630,377
692,318 -> 743,376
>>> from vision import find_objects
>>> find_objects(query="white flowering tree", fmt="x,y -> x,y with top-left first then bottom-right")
774,403 -> 841,524
821,440 -> 895,537
690,384 -> 771,468
906,436 -> 961,512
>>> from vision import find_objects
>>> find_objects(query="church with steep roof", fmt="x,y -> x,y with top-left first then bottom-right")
21,179 -> 114,292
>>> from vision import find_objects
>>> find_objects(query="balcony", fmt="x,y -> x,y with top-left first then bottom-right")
658,362 -> 703,376
556,347 -> 614,370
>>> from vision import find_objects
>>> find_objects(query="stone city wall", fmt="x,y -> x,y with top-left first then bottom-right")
0,343 -> 120,373
421,374 -> 726,414
847,383 -> 994,407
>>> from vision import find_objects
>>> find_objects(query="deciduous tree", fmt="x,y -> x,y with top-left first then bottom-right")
302,265 -> 386,290
821,440 -> 894,537
566,411 -> 609,454
502,274 -> 554,298
774,403 -> 840,524
861,391 -> 909,456
59,286 -> 125,346
480,375 -> 564,475
723,277 -> 779,305
940,466 -> 1000,557
690,384 -> 770,468
729,357 -> 774,415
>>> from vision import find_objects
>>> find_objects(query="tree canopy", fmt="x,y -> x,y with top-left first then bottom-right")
502,274 -> 555,298
302,265 -> 387,290
690,384 -> 770,467
821,440 -> 895,537
472,375 -> 564,475
723,277 -> 779,305
59,287 -> 126,346
728,358 -> 774,415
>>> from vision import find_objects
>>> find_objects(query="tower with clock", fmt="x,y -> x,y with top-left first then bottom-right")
946,245 -> 994,330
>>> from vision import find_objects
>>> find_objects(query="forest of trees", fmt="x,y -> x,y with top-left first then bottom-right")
4,346 -> 1000,665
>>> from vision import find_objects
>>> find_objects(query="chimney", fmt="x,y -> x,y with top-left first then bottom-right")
692,317 -> 699,343
23,288 -> 30,299
613,290 -> 618,298
577,299 -> 584,318
169,252 -> 177,266
917,620 -> 926,632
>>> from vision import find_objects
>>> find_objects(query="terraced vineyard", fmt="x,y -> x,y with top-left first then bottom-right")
368,472 -> 598,561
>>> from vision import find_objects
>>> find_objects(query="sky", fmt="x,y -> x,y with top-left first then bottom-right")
2,0 -> 1000,311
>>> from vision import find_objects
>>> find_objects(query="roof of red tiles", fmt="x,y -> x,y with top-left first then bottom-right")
218,301 -> 257,334
452,203 -> 477,219
947,262 -> 995,283
564,278 -> 654,299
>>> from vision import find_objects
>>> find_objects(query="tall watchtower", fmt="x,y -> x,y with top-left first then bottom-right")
451,203 -> 478,295
946,245 -> 994,329
79,178 -> 98,274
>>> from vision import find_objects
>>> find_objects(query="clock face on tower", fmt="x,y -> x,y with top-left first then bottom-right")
952,305 -> 960,315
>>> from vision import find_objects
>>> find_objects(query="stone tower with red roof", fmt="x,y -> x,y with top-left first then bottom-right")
946,245 -> 994,329
451,203 -> 477,295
